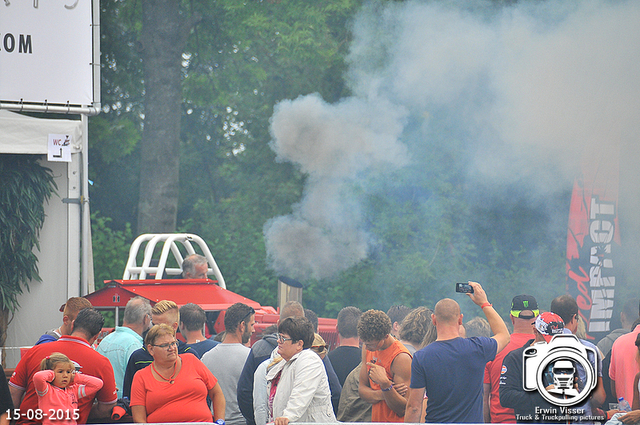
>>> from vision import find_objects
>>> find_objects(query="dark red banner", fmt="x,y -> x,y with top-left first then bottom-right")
566,152 -> 620,340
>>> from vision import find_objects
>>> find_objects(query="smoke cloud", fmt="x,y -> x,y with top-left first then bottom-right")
264,0 -> 640,283
265,94 -> 408,280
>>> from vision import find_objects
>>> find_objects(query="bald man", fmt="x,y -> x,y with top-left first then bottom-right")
405,282 -> 509,423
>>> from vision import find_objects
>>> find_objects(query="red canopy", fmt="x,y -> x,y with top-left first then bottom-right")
85,279 -> 265,311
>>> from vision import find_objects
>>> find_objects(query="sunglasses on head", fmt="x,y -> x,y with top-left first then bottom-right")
240,307 -> 255,323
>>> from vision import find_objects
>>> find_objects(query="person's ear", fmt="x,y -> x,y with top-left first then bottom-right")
571,314 -> 579,327
88,333 -> 99,346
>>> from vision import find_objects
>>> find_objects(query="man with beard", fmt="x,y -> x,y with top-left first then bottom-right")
202,302 -> 256,425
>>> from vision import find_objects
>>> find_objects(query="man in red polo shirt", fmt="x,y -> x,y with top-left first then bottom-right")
483,294 -> 539,423
9,308 -> 117,424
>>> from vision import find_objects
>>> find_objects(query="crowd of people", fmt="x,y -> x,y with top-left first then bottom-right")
2,260 -> 640,424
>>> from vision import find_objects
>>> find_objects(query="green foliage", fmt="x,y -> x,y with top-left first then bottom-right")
100,0 -> 144,116
0,155 -> 56,312
88,0 -> 145,230
91,212 -> 134,289
89,116 -> 141,164
297,112 -> 568,320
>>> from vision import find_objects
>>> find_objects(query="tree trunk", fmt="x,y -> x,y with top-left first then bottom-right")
137,0 -> 187,234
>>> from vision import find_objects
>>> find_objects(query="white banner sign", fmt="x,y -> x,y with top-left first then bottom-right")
0,0 -> 94,106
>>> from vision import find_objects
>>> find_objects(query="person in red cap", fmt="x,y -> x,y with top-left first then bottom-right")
499,312 -> 565,423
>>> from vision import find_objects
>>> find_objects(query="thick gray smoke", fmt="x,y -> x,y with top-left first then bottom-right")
265,95 -> 408,280
264,0 -> 640,282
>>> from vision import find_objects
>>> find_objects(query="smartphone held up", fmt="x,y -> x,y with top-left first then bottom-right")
455,282 -> 474,293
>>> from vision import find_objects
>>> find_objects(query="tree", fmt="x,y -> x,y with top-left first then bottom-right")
136,0 -> 195,233
98,0 -> 359,234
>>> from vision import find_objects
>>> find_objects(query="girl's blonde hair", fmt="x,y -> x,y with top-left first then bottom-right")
40,352 -> 74,371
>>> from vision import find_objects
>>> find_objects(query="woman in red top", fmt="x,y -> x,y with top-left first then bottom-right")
130,324 -> 225,423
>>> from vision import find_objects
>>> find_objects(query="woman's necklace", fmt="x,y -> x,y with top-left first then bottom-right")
152,361 -> 177,384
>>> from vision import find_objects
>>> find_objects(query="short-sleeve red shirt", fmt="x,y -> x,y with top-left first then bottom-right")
130,354 -> 217,423
483,333 -> 533,423
9,336 -> 117,425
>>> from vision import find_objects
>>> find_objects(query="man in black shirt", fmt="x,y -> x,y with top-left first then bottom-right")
328,306 -> 362,386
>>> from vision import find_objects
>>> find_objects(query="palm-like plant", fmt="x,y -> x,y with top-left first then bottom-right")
0,154 -> 56,346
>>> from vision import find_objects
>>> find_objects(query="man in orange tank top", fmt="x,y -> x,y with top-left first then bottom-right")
357,309 -> 412,422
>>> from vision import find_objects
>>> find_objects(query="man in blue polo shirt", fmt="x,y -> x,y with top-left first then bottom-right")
97,296 -> 152,398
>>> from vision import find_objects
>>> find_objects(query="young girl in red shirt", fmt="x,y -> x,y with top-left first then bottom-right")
33,352 -> 103,425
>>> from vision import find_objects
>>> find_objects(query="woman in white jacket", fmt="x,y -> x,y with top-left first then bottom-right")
266,317 -> 337,425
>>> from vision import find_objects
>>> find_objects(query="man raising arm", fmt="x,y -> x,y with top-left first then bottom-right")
405,281 -> 509,423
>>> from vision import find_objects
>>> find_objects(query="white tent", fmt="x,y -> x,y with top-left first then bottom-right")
0,110 -> 84,154
0,110 -> 91,367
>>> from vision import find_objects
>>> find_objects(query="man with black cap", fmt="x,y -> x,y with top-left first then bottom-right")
483,295 -> 539,423
499,312 -> 566,423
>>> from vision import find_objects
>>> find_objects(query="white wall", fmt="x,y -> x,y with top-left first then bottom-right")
3,159 -> 82,368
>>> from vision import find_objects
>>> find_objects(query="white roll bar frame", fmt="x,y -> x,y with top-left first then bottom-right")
122,233 -> 226,288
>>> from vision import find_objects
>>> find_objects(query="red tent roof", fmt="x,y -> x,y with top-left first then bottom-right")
85,279 -> 264,311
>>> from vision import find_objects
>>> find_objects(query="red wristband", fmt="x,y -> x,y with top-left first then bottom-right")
480,302 -> 492,309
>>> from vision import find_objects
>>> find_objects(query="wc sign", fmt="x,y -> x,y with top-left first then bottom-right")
48,133 -> 72,162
